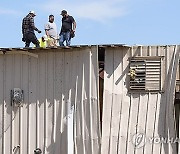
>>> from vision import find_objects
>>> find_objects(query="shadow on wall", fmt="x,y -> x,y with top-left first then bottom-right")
158,46 -> 179,154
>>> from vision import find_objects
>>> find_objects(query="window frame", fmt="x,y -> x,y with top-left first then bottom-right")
128,56 -> 164,93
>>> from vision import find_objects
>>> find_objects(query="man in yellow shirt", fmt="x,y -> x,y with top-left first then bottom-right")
38,35 -> 48,48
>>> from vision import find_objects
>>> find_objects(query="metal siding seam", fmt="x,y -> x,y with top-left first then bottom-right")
36,53 -> 40,150
36,55 -> 40,150
150,46 -> 156,56
27,56 -> 30,154
56,51 -> 64,154
60,51 -> 67,154
0,56 -> 2,153
4,55 -> 14,154
82,49 -> 90,154
109,48 -> 123,154
137,46 -> 141,57
160,51 -> 163,91
91,46 -> 101,154
64,51 -> 73,154
143,93 -> 154,154
46,52 -> 55,153
149,46 -> 152,56
166,45 -> 179,153
29,56 -> 38,153
13,54 -> 22,154
109,49 -> 114,154
142,92 -> 150,154
126,47 -> 139,154
68,51 -> 75,154
124,47 -> 133,154
134,94 -> 149,154
76,50 -> 85,154
141,46 -> 147,56
124,94 -> 132,154
73,51 -> 80,154
140,46 -> 142,56
87,49 -> 92,154
12,55 -> 18,154
53,52 -> 56,146
53,52 -> 59,154
161,46 -> 172,154
159,94 -> 167,154
101,48 -> 114,154
96,46 -> 101,154
81,52 -> 86,154
144,94 -> 159,154
152,93 -> 161,154
117,48 -> 127,154
165,46 -> 168,79
38,54 -> 46,152
19,54 -> 23,154
11,55 -> 15,154
3,55 -> 6,154
74,49 -> 81,154
89,48 -> 94,154
2,55 -> 5,154
44,52 -> 48,153
161,46 -> 166,91
134,94 -> 141,154
21,55 -> 29,154
127,93 -> 140,154
63,51 -> 68,154
73,53 -> 77,154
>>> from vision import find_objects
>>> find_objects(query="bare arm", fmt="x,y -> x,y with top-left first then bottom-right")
45,30 -> 49,36
72,21 -> 76,31
44,23 -> 50,36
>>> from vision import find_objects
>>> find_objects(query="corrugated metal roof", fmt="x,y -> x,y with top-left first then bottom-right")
0,44 -> 129,52
1,44 -> 179,52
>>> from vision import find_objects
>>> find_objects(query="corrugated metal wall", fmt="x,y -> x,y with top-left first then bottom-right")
101,45 -> 180,154
1,45 -> 180,154
0,47 -> 101,154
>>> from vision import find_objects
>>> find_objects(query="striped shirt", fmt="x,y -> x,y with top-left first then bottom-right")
22,14 -> 38,34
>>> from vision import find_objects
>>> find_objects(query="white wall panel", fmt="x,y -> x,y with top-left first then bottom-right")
0,55 -> 4,154
0,47 -> 100,154
101,45 -> 180,154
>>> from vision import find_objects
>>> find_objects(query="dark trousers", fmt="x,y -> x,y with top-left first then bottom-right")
24,33 -> 39,47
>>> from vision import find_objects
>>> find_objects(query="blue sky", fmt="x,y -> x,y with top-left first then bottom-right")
1,0 -> 180,47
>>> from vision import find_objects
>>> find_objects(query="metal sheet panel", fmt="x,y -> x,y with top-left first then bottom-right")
0,47 -> 100,154
101,45 -> 179,154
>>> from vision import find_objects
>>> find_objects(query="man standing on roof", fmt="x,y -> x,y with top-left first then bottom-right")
22,11 -> 41,47
45,15 -> 58,47
59,10 -> 76,46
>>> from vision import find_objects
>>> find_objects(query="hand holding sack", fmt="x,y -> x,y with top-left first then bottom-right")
70,30 -> 75,38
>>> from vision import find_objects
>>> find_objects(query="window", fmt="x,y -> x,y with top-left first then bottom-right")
129,57 -> 162,91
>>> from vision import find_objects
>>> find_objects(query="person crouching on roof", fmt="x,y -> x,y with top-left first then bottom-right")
38,35 -> 48,48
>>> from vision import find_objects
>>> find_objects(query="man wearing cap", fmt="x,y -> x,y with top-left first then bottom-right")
45,15 -> 58,47
59,10 -> 76,46
22,11 -> 41,47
